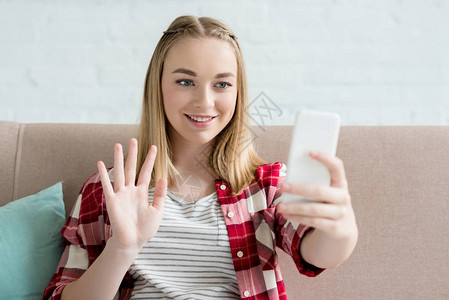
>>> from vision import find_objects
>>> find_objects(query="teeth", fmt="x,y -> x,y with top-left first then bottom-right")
187,115 -> 214,122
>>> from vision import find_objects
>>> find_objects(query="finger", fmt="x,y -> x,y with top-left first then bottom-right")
137,145 -> 157,187
281,183 -> 350,204
124,138 -> 138,186
278,202 -> 346,220
113,143 -> 125,190
310,151 -> 348,189
151,177 -> 167,210
97,161 -> 114,197
281,214 -> 336,233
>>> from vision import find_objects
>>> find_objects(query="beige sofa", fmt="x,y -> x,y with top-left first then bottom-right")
1,121 -> 448,299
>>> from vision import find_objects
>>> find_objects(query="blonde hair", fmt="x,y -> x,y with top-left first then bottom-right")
135,15 -> 266,197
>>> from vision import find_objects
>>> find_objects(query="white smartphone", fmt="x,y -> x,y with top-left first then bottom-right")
282,110 -> 341,203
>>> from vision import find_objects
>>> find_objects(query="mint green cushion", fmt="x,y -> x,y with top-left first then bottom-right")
0,182 -> 66,300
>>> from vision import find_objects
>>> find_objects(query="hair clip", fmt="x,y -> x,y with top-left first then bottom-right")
228,33 -> 238,40
163,29 -> 184,35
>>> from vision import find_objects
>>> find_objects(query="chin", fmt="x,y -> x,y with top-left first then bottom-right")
189,134 -> 216,145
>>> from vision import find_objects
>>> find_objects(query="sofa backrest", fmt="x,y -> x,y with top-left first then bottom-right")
1,121 -> 448,299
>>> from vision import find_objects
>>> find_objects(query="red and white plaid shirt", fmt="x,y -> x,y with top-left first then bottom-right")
43,162 -> 324,300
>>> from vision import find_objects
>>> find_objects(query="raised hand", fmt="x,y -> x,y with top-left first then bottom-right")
278,151 -> 357,240
97,138 -> 167,254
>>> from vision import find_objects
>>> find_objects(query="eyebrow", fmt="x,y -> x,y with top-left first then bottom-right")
172,68 -> 235,79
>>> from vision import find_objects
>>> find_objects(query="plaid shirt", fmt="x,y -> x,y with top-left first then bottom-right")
43,162 -> 324,300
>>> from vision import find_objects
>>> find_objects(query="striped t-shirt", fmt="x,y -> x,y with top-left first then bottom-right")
43,162 -> 325,300
128,187 -> 240,299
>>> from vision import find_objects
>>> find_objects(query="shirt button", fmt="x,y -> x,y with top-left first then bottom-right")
220,184 -> 226,190
237,251 -> 244,258
244,291 -> 250,297
227,211 -> 234,218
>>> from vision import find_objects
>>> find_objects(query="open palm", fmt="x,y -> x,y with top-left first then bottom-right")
97,138 -> 167,253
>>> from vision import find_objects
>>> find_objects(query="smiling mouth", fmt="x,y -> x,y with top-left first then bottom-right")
184,114 -> 217,122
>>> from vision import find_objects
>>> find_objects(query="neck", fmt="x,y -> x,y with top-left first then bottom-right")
169,135 -> 219,189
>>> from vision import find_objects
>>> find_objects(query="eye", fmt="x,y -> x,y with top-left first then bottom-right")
215,82 -> 232,89
176,79 -> 194,87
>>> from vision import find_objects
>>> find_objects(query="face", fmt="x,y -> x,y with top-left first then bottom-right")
161,37 -> 238,148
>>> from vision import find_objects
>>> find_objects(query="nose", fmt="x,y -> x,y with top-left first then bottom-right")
193,85 -> 214,109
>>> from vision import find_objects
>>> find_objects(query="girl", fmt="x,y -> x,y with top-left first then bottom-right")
44,15 -> 358,300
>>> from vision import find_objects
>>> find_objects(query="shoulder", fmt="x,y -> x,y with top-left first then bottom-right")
62,167 -> 115,248
252,161 -> 287,197
242,162 -> 287,210
254,161 -> 287,182
79,166 -> 114,195
75,166 -> 114,218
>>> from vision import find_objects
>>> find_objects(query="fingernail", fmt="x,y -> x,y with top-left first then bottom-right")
310,151 -> 319,157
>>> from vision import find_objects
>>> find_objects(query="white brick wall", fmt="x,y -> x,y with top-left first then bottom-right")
0,0 -> 448,125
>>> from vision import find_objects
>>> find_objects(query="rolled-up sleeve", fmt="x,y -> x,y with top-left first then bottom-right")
42,169 -> 133,300
42,191 -> 91,299
272,162 -> 325,277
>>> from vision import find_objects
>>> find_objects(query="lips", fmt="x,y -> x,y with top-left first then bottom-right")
184,114 -> 217,128
185,114 -> 217,119
184,114 -> 218,122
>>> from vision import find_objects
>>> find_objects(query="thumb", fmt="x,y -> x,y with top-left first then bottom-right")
152,177 -> 167,210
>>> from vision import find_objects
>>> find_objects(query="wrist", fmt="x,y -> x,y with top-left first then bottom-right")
301,225 -> 358,269
319,224 -> 358,242
105,237 -> 142,259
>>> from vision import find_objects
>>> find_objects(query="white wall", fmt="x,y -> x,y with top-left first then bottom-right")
1,0 -> 448,125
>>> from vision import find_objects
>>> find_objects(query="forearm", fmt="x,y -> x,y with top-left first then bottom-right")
61,239 -> 137,300
300,226 -> 358,269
